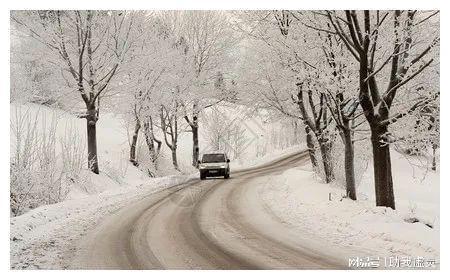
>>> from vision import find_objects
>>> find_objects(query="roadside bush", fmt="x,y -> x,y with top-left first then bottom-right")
10,106 -> 87,216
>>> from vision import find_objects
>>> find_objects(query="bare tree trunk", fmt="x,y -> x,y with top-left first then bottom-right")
432,143 -> 437,171
172,147 -> 179,170
318,137 -> 334,183
305,125 -> 318,168
192,104 -> 200,167
371,125 -> 395,209
155,138 -> 162,156
161,106 -> 180,171
192,121 -> 199,166
143,119 -> 157,164
342,128 -> 356,200
185,103 -> 200,168
129,119 -> 140,167
86,106 -> 99,174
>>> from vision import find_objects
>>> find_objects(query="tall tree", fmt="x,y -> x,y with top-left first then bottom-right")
160,95 -> 181,170
237,10 -> 337,182
12,10 -> 136,174
160,11 -> 237,167
122,17 -> 180,169
319,32 -> 361,200
326,10 -> 439,208
294,78 -> 335,183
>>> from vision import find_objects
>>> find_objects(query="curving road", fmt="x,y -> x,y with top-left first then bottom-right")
72,151 -> 350,269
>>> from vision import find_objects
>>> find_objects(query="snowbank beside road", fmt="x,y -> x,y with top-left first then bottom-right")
260,151 -> 439,267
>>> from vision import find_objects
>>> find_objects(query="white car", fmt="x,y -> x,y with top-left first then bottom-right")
198,153 -> 230,179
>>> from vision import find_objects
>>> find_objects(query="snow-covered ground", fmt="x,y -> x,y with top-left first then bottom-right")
9,103 -> 303,269
10,103 -> 439,269
260,151 -> 439,268
9,151 -> 305,269
10,173 -> 198,269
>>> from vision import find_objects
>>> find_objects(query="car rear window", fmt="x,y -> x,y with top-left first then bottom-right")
202,154 -> 225,163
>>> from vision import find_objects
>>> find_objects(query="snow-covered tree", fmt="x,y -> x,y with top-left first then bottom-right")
12,10 -> 138,174
158,11 -> 238,167
324,10 -> 439,209
203,106 -> 248,160
234,11 -> 338,183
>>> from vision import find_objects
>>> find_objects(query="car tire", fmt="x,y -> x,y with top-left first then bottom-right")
200,172 -> 206,180
224,173 -> 230,179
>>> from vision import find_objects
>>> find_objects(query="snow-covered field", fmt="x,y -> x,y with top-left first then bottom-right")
260,151 -> 439,268
10,103 -> 439,269
9,103 -> 302,269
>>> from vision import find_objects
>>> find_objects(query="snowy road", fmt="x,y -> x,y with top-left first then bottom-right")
72,151 -> 349,269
